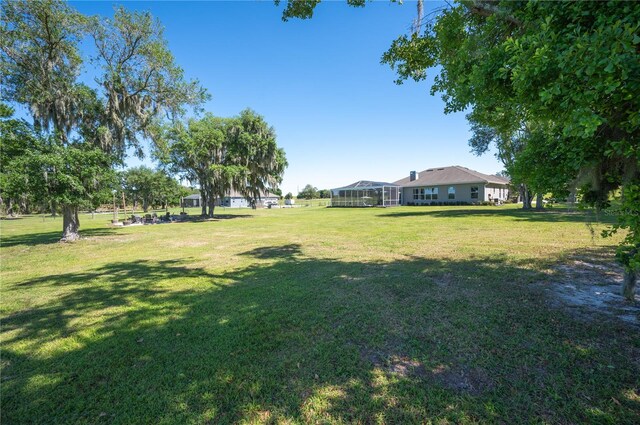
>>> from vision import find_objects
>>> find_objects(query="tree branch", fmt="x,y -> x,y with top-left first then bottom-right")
463,0 -> 522,27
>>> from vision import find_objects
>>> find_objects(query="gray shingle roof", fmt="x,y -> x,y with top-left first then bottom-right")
394,166 -> 509,187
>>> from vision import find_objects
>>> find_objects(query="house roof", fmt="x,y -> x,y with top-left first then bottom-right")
224,188 -> 277,198
183,189 -> 277,200
394,166 -> 510,187
332,180 -> 400,191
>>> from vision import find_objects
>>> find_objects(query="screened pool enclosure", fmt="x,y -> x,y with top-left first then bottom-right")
330,181 -> 400,207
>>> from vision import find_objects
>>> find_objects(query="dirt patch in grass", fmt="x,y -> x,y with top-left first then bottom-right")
429,364 -> 494,396
545,257 -> 639,327
361,350 -> 494,396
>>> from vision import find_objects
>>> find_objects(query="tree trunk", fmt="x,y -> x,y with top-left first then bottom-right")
520,184 -> 532,210
199,189 -> 206,216
622,269 -> 637,301
50,200 -> 58,217
535,193 -> 544,210
207,196 -> 215,218
61,204 -> 80,242
143,197 -> 149,213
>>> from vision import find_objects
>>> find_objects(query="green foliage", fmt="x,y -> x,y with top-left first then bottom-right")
603,184 -> 640,272
270,187 -> 283,198
1,0 -> 206,237
89,7 -> 209,158
277,0 -> 366,22
159,110 -> 287,217
279,1 -> 640,279
0,108 -> 116,211
121,166 -> 184,211
297,184 -> 318,200
230,109 -> 288,201
318,189 -> 331,199
282,0 -> 640,272
0,0 -> 85,137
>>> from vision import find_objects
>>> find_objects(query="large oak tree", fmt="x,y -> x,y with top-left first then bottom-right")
159,110 -> 287,218
1,0 -> 207,240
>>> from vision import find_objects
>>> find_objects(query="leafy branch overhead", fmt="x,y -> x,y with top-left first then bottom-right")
90,7 -> 209,158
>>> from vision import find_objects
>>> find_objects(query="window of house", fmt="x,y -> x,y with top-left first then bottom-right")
413,188 -> 420,200
448,186 -> 455,199
471,186 -> 479,199
422,187 -> 438,200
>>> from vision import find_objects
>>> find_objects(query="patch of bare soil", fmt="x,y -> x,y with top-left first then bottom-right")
429,364 -> 494,396
361,350 -> 493,395
546,259 -> 639,327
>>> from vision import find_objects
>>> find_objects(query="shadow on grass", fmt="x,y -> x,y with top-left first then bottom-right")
177,214 -> 253,223
2,247 -> 639,423
0,215 -> 255,248
377,207 -> 615,224
0,227 -> 118,248
240,244 -> 303,260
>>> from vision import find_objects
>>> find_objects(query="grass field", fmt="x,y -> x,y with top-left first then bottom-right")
1,205 -> 639,424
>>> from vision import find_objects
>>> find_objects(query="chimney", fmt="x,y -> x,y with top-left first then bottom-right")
410,171 -> 418,181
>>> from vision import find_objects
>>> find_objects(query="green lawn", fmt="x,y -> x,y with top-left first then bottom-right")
1,205 -> 639,424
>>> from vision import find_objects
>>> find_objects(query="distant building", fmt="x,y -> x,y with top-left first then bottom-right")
181,190 -> 279,208
330,181 -> 401,207
330,166 -> 510,207
219,189 -> 279,208
394,166 -> 510,205
182,194 -> 202,208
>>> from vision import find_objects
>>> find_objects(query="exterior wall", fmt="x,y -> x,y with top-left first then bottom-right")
484,184 -> 509,202
258,196 -> 280,207
221,196 -> 280,208
183,198 -> 200,207
401,183 -> 489,205
184,195 -> 280,208
400,183 -> 510,205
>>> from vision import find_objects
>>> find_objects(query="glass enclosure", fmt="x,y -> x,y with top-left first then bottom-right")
330,181 -> 400,207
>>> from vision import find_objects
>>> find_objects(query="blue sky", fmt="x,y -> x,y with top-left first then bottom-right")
69,0 -> 502,195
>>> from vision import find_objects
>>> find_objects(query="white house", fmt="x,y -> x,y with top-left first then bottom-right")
182,189 -> 280,208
